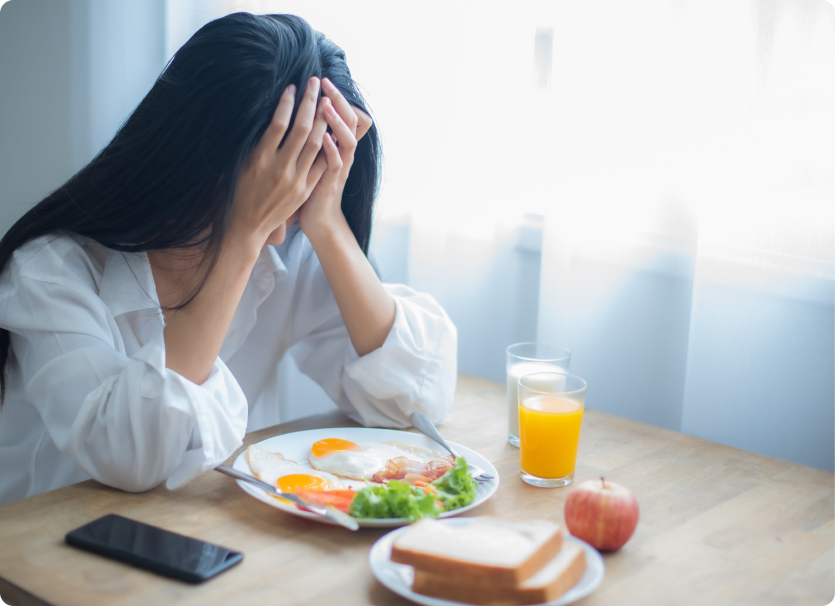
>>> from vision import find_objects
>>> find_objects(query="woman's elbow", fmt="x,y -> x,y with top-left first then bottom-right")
105,474 -> 165,494
69,436 -> 181,494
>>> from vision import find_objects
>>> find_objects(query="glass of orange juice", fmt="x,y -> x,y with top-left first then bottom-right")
518,372 -> 586,488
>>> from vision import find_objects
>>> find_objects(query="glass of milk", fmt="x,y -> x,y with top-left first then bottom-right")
506,343 -> 571,447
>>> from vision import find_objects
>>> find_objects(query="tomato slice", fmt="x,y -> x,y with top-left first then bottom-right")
294,489 -> 357,514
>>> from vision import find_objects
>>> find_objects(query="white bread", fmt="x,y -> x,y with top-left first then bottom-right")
411,540 -> 587,606
390,518 -> 563,585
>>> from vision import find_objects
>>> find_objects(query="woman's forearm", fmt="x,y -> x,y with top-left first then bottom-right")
162,237 -> 261,384
307,216 -> 396,357
296,78 -> 393,357
161,79 -> 328,385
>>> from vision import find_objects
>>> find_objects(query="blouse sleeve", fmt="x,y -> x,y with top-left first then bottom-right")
284,252 -> 458,429
0,270 -> 248,493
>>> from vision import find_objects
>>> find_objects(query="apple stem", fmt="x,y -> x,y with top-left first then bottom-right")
601,476 -> 605,488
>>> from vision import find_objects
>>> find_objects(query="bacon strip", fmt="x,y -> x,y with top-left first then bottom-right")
370,455 -> 455,484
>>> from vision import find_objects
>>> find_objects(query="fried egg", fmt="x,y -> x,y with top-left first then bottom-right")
247,444 -> 345,493
308,438 -> 447,481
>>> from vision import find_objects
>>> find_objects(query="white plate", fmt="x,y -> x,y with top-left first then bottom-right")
232,427 -> 500,528
369,519 -> 605,606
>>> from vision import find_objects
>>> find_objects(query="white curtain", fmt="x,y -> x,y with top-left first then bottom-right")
216,0 -> 832,469
533,1 -> 834,471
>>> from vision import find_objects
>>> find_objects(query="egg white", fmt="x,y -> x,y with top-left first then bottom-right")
308,440 -> 446,481
247,444 -> 344,490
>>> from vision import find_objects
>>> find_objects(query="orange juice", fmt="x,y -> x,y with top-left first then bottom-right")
519,396 -> 583,479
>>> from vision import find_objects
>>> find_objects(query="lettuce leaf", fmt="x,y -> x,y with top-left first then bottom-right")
349,480 -> 443,522
348,457 -> 477,521
432,457 -> 477,510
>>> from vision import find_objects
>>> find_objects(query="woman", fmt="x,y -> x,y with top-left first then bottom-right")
0,13 -> 457,505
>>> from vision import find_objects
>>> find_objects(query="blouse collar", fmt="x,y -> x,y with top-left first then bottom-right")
98,248 -> 160,318
98,244 -> 287,320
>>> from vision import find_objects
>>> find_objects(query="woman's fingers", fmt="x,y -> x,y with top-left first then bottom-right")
323,97 -> 357,161
297,99 -> 328,173
306,146 -> 330,190
254,84 -> 296,156
321,78 -> 358,135
281,77 -> 321,157
322,130 -> 343,175
321,130 -> 344,176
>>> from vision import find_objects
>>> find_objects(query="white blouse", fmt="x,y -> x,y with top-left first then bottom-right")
0,228 -> 457,505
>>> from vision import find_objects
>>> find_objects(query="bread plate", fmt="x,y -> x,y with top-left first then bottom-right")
369,518 -> 605,606
232,427 -> 500,528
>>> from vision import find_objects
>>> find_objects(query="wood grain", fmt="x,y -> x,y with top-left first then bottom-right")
0,374 -> 831,606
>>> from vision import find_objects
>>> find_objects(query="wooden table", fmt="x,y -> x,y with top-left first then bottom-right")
0,374 -> 832,606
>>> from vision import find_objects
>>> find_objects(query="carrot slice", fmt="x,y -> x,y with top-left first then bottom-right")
294,489 -> 357,514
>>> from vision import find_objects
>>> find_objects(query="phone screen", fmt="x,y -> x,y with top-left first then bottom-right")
65,514 -> 242,583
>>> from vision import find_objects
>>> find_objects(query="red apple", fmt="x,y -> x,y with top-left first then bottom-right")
564,477 -> 639,551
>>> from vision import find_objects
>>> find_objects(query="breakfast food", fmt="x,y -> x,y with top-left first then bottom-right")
390,518 -> 563,584
370,455 -> 454,484
247,441 -> 478,521
294,488 -> 357,513
350,457 -> 477,521
295,458 -> 477,521
247,445 -> 345,493
391,518 -> 586,605
308,438 -> 451,481
413,541 -> 586,605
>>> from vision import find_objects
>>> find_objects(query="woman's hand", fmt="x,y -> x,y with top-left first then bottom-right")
229,77 -> 330,253
298,77 -> 366,243
157,78 -> 333,385
294,78 -> 395,357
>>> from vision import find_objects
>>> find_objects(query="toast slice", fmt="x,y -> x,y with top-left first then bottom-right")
411,540 -> 587,606
390,518 -> 563,585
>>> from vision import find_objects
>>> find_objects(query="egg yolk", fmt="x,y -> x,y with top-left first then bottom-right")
311,438 -> 362,458
278,474 -> 329,493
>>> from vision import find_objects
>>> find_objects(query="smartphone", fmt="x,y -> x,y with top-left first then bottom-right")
65,514 -> 243,583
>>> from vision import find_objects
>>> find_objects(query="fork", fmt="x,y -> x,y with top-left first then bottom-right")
410,412 -> 495,483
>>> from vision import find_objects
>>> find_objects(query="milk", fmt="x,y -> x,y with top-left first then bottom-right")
506,362 -> 567,445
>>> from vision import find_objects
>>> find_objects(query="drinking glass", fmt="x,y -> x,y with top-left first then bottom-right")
506,343 -> 570,447
518,372 -> 586,488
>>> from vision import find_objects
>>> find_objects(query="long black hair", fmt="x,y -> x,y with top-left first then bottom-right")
0,12 -> 381,400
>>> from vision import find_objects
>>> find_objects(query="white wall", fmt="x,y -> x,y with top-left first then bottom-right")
0,0 -> 166,236
1,0 -> 78,233
680,262 -> 835,471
